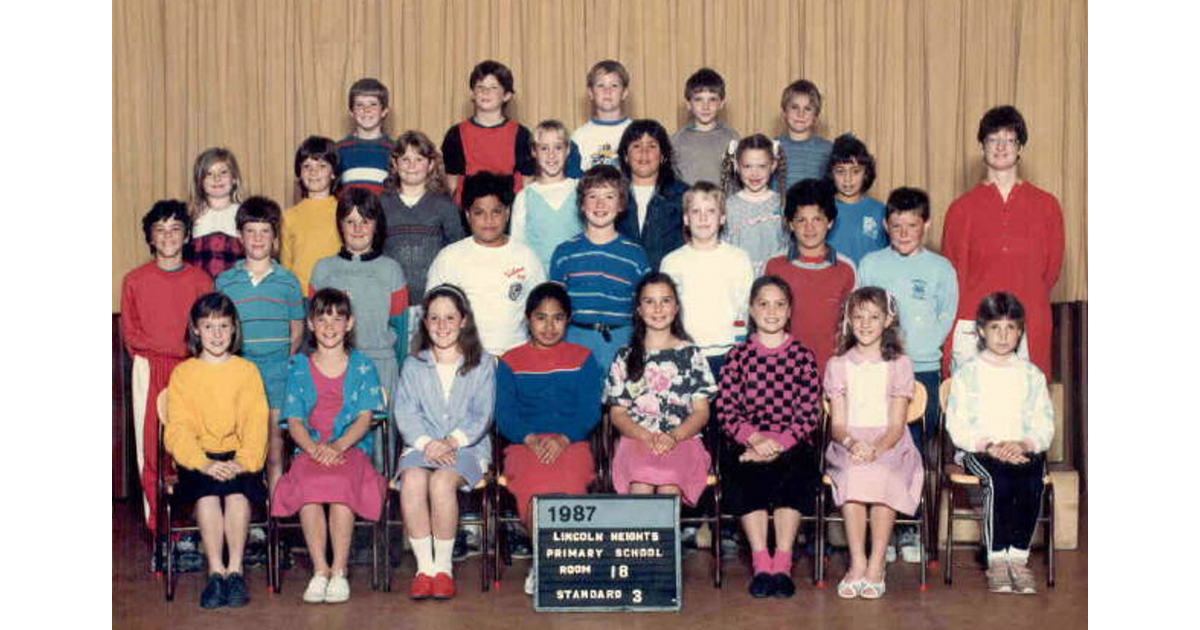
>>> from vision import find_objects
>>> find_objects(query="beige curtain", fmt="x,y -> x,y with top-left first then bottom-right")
113,0 -> 1087,310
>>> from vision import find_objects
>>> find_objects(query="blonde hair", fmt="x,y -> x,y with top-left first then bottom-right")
188,147 -> 243,219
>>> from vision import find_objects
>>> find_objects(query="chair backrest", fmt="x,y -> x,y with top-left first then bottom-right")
939,377 -> 952,412
156,389 -> 168,425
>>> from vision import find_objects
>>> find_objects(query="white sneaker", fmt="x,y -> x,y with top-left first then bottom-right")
885,544 -> 897,563
524,569 -> 536,596
325,571 -> 350,603
898,529 -> 922,564
303,574 -> 329,603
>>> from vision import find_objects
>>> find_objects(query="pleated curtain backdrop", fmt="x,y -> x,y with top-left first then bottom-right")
112,0 -> 1087,310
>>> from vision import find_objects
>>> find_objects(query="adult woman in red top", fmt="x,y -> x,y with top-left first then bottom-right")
941,105 -> 1064,376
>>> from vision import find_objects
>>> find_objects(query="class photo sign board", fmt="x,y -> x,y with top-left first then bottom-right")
532,495 -> 681,612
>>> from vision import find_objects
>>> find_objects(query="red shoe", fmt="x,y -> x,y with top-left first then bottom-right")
409,573 -> 434,600
431,572 -> 456,599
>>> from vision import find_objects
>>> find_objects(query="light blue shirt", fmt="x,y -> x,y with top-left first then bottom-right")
858,246 -> 958,372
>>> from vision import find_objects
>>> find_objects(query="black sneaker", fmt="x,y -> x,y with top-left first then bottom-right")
771,573 -> 796,598
507,526 -> 533,560
225,573 -> 249,607
199,574 -> 227,609
452,529 -> 481,561
748,572 -> 775,598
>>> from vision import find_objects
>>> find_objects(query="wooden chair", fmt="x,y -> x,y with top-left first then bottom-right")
937,378 -> 1056,587
815,382 -> 933,590
155,389 -> 275,601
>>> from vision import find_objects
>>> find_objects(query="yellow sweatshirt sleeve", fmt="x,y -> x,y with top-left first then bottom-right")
234,361 -> 270,472
164,363 -> 214,472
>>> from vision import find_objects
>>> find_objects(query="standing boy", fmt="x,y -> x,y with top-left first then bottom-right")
776,80 -> 833,194
426,172 -> 546,357
336,78 -> 394,195
857,187 -> 958,563
121,200 -> 213,531
441,60 -> 536,205
550,165 -> 650,376
570,60 -> 633,174
671,68 -> 739,186
660,182 -> 754,375
216,197 -> 306,490
763,179 -> 856,372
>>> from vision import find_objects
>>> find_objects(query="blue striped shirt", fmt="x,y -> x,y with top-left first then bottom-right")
215,260 -> 305,358
549,234 -> 649,326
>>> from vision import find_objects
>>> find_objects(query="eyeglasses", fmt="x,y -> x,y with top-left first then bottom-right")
352,102 -> 382,112
984,137 -> 1020,148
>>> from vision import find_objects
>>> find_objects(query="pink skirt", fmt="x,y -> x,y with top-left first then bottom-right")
824,426 -> 925,515
502,439 -> 596,523
611,436 -> 710,506
270,447 -> 386,520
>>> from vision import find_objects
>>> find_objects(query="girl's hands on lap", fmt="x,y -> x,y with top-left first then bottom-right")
987,441 -> 1029,464
310,443 -> 344,467
848,439 -> 876,463
424,439 -> 458,467
524,434 -> 548,461
539,434 -> 569,464
651,432 -> 678,456
203,461 -> 235,481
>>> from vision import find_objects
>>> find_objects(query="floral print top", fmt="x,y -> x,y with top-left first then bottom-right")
605,343 -> 717,436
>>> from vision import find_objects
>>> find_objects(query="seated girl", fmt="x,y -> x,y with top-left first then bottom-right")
271,288 -> 387,605
946,292 -> 1054,595
606,272 -> 716,505
716,276 -> 822,599
824,287 -> 924,600
496,282 -> 604,595
394,284 -> 495,601
165,292 -> 268,609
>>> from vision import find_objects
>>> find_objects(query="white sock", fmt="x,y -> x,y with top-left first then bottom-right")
1007,546 -> 1030,566
433,537 -> 455,576
987,549 -> 1008,565
410,535 -> 434,576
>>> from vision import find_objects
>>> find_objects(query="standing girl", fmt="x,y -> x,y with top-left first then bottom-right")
605,273 -> 716,505
511,120 -> 584,270
824,134 -> 888,266
614,120 -> 689,271
186,147 -> 246,279
946,292 -> 1054,595
823,287 -> 924,600
716,277 -> 822,599
281,136 -> 342,295
496,282 -> 605,594
380,130 -> 464,304
310,188 -> 409,411
165,293 -> 268,609
394,285 -> 496,601
720,134 -> 790,276
271,288 -> 387,604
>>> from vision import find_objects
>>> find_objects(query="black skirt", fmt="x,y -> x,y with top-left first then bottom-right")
720,440 -> 819,516
174,451 -> 267,506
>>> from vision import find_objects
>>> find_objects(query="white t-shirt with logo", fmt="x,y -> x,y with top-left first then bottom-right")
425,238 -> 547,356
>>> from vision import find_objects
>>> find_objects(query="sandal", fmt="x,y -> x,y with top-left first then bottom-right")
837,577 -> 863,599
860,577 -> 886,599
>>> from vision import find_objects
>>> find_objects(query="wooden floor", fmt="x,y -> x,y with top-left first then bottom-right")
112,498 -> 1086,630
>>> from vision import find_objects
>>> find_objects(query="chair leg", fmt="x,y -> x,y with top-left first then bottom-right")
164,503 -> 175,601
815,493 -> 826,587
943,484 -> 954,586
918,503 -> 929,591
481,489 -> 492,592
268,517 -> 281,593
712,487 -> 722,588
1046,484 -> 1056,588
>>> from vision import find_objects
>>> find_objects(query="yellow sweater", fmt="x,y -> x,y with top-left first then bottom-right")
281,196 -> 342,294
165,356 -> 269,472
